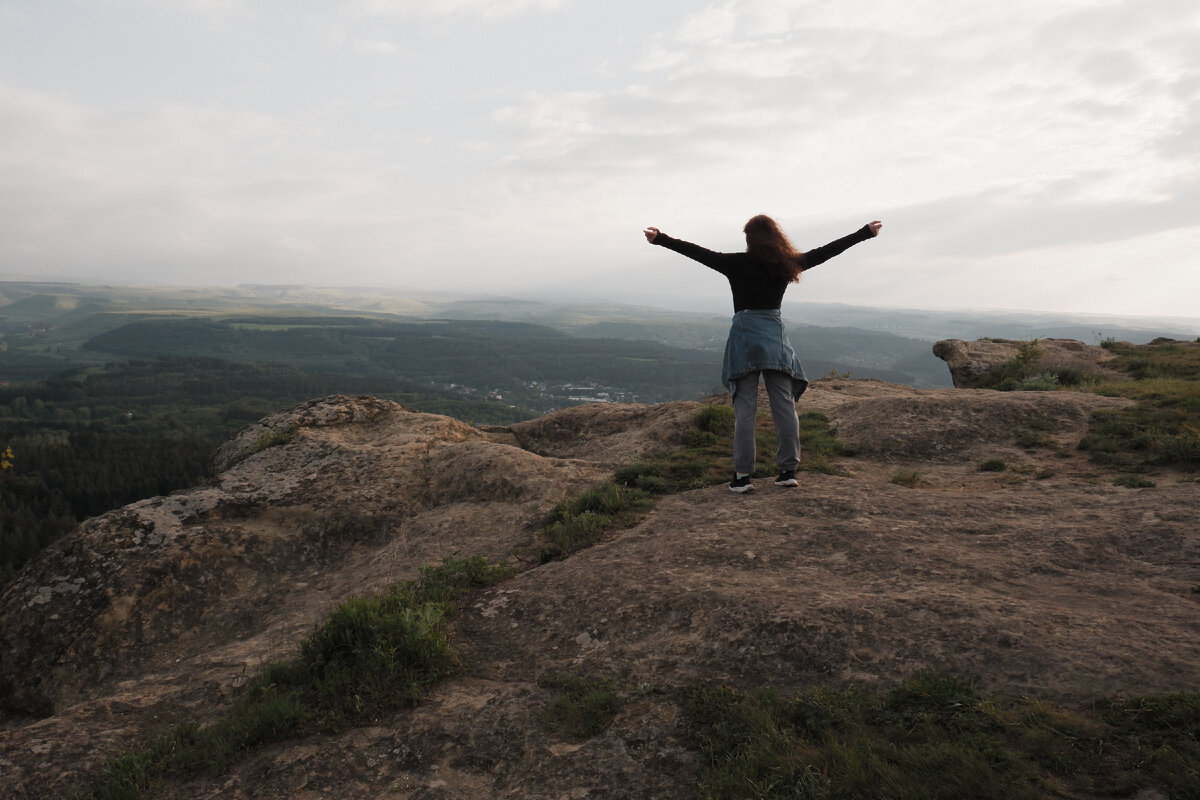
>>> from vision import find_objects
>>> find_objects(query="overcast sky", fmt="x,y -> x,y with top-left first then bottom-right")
2,0 -> 1198,319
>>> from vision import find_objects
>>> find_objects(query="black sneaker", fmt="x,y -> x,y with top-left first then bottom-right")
774,470 -> 798,487
729,475 -> 755,493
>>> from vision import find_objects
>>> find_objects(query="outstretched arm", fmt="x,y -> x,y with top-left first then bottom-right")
801,220 -> 882,271
642,226 -> 741,275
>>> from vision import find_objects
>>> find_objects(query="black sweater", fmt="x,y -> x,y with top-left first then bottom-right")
652,224 -> 875,312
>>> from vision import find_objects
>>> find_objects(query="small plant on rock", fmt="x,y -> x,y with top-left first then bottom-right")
1113,475 -> 1155,489
540,482 -> 653,558
890,470 -> 922,487
538,672 -> 622,741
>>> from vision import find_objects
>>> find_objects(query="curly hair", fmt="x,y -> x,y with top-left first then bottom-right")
743,214 -> 803,282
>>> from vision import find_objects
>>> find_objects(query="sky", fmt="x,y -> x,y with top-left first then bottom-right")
1,0 -> 1198,319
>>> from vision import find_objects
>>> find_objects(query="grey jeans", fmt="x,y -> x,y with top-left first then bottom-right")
731,370 -> 800,476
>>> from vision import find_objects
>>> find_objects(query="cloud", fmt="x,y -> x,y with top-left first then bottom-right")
880,174 -> 1200,260
80,0 -> 247,23
352,0 -> 568,20
351,38 -> 402,55
489,0 -> 1198,220
0,79 -> 403,281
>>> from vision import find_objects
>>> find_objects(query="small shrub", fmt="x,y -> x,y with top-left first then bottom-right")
540,482 -> 653,557
682,430 -> 718,448
1050,366 -> 1085,386
547,482 -> 651,522
613,463 -> 657,485
797,411 -> 856,462
630,473 -> 669,493
542,513 -> 612,555
1113,475 -> 1155,489
414,555 -> 515,604
251,428 -> 292,453
1015,430 -> 1052,448
978,458 -> 1007,472
538,672 -> 622,741
974,340 -> 1044,390
1018,372 -> 1061,391
890,470 -> 922,487
301,599 -> 455,723
697,405 -> 735,435
227,426 -> 295,466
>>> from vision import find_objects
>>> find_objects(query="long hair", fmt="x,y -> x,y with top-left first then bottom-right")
743,214 -> 802,282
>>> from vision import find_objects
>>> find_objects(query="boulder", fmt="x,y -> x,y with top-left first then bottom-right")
932,337 -> 1125,388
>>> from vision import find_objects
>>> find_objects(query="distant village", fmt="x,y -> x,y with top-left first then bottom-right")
437,379 -> 639,407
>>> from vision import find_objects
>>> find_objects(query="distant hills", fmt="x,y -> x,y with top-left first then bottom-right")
2,280 -> 1196,393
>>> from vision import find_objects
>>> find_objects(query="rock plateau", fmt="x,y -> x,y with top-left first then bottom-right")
1,377 -> 1198,799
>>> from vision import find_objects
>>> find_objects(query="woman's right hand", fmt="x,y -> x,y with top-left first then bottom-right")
643,226 -> 659,243
867,220 -> 882,236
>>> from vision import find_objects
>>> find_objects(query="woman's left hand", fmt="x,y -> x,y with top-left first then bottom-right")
867,220 -> 882,236
643,226 -> 659,243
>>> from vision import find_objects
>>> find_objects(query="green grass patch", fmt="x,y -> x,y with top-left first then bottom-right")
1079,404 -> 1200,470
538,672 -> 623,741
697,404 -> 735,435
539,482 -> 654,558
67,555 -> 512,800
795,410 -> 858,469
1015,429 -> 1053,449
1065,341 -> 1200,472
1113,475 -> 1155,489
978,458 -> 1007,472
890,469 -> 922,487
680,673 -> 1200,800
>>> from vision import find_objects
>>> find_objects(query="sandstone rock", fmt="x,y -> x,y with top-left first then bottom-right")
932,337 -> 1126,388
0,396 -> 611,718
507,400 -> 703,464
2,384 -> 1198,799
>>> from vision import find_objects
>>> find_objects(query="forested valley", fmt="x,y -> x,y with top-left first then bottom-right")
0,312 -> 727,586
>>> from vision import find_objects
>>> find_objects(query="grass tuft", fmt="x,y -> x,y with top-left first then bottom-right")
538,672 -> 622,741
540,482 -> 654,556
1112,474 -> 1155,489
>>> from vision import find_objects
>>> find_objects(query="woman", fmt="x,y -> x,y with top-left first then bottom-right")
644,215 -> 882,493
